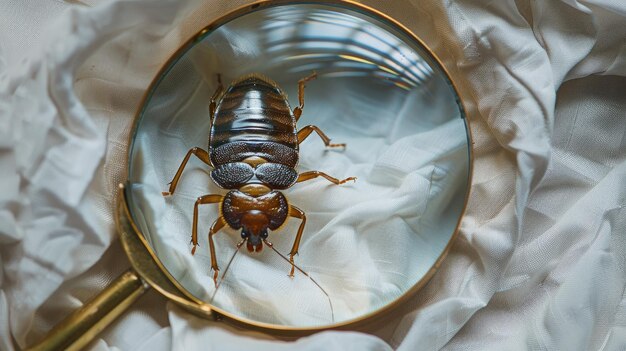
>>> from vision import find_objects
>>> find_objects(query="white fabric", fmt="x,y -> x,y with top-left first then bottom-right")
0,1 -> 625,351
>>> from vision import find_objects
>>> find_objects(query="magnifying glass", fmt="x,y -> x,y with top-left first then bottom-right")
28,1 -> 471,349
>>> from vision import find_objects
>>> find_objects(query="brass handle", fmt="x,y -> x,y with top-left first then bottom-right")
26,269 -> 150,351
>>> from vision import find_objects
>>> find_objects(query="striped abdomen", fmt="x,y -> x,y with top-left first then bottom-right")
209,75 -> 299,168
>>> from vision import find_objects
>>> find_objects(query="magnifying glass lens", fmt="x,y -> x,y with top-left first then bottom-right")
126,3 -> 470,328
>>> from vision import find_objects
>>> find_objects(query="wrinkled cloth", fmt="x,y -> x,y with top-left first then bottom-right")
1,1 -> 625,351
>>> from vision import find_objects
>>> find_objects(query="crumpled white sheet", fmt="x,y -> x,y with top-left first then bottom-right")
1,0 -> 625,350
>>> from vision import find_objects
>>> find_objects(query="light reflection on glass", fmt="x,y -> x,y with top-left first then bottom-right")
251,7 -> 433,90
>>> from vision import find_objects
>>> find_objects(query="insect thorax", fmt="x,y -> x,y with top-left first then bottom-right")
221,190 -> 289,231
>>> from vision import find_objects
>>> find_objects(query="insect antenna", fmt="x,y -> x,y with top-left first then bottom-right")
210,240 -> 244,302
264,240 -> 335,323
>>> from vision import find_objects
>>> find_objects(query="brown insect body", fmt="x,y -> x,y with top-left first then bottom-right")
163,72 -> 355,285
210,75 -> 298,253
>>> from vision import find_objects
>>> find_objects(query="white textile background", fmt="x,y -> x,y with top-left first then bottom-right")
0,0 -> 625,350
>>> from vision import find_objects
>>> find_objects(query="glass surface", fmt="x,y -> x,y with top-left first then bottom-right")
127,3 -> 470,328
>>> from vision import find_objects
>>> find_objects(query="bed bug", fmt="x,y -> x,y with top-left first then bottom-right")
162,72 -> 355,285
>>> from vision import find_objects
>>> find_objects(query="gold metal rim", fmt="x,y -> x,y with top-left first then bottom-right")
123,0 -> 474,335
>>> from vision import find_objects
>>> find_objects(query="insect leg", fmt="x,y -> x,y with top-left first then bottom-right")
191,194 -> 223,256
210,241 -> 244,301
297,171 -> 356,185
208,216 -> 227,286
287,205 -> 307,277
162,147 -> 212,196
293,71 -> 317,121
297,125 -> 345,148
208,75 -> 224,147
209,74 -> 224,125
